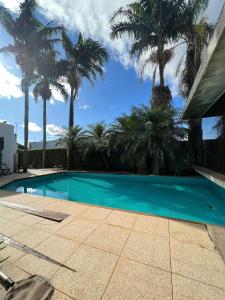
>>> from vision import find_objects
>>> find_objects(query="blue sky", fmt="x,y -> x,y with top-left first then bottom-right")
0,0 -> 224,144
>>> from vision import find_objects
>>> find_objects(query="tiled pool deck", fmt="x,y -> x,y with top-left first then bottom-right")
0,170 -> 225,299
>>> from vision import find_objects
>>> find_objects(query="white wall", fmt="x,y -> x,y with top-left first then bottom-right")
0,123 -> 17,173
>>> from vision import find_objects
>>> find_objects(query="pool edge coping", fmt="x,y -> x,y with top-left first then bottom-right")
1,169 -> 225,229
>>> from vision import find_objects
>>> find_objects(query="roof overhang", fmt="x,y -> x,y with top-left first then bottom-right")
182,4 -> 225,120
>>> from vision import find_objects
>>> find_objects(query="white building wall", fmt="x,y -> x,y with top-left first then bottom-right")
0,123 -> 17,172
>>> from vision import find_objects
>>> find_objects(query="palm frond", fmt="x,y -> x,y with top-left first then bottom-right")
0,6 -> 15,36
62,30 -> 74,56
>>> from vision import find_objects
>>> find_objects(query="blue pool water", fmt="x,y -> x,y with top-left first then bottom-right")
2,172 -> 225,226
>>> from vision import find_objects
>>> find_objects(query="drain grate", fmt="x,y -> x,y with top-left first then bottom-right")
0,234 -> 76,272
0,201 -> 69,222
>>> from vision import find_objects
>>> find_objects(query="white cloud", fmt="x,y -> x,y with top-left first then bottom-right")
0,0 -> 223,97
38,0 -> 133,69
79,104 -> 91,110
0,0 -> 20,11
46,124 -> 64,136
21,122 -> 42,132
50,81 -> 70,104
37,0 -> 222,96
0,62 -> 23,99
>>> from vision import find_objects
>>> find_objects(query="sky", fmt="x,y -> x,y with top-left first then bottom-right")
0,0 -> 224,144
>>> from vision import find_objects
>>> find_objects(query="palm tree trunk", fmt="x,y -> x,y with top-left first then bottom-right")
101,152 -> 110,170
42,98 -> 47,168
23,85 -> 29,172
157,41 -> 164,87
188,119 -> 204,166
69,88 -> 75,129
68,87 -> 77,169
158,60 -> 164,87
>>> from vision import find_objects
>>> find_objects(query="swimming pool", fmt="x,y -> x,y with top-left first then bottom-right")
2,172 -> 225,226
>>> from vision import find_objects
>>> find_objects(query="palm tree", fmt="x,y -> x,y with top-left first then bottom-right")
58,126 -> 86,169
85,122 -> 111,170
0,0 -> 61,172
61,30 -> 109,129
110,0 -> 182,107
177,0 -> 213,166
33,52 -> 68,168
112,105 -> 186,174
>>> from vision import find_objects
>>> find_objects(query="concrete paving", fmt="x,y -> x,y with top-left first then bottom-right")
0,169 -> 225,299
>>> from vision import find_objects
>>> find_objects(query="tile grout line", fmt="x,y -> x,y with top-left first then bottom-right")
49,212 -> 111,280
168,220 -> 174,300
54,288 -> 76,300
11,231 -> 54,268
173,272 -> 225,292
100,217 -> 137,299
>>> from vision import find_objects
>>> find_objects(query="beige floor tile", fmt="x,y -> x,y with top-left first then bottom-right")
12,227 -> 51,248
15,214 -> 44,225
0,217 -> 8,224
25,197 -> 58,208
57,218 -> 98,243
80,206 -> 111,221
0,206 -> 25,221
169,220 -> 215,249
0,245 -> 25,263
0,260 -> 29,279
103,258 -> 172,300
52,245 -> 118,300
35,235 -> 79,263
173,274 -> 225,300
45,201 -> 88,217
18,196 -> 58,209
33,215 -> 74,233
171,239 -> 225,289
15,254 -> 59,278
0,193 -> 56,209
134,214 -> 169,237
85,223 -> 130,255
0,220 -> 25,237
106,211 -> 137,229
52,290 -> 74,300
123,230 -> 171,271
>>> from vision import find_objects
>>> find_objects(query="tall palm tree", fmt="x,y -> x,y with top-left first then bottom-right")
61,31 -> 109,129
0,0 -> 61,172
111,0 -> 182,107
85,122 -> 111,170
58,126 -> 86,169
33,52 -> 68,168
178,0 -> 213,166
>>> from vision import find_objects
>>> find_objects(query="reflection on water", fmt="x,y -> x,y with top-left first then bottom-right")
3,172 -> 225,226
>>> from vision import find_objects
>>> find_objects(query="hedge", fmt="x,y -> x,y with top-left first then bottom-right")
27,148 -> 67,169
26,148 -> 131,171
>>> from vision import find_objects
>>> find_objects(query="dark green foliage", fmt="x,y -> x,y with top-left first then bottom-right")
58,126 -> 87,170
85,122 -> 111,170
27,149 -> 67,169
111,0 -> 184,106
111,106 -> 187,174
